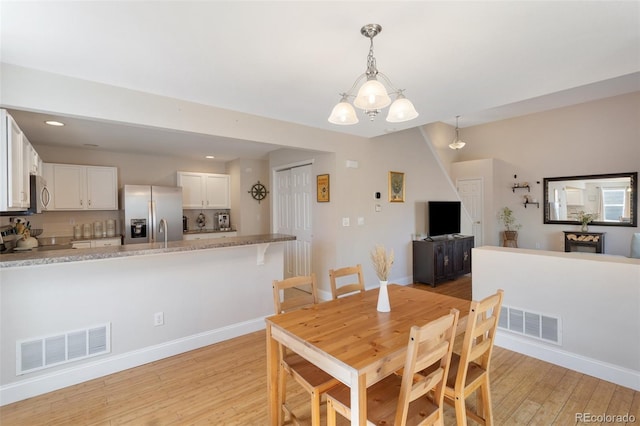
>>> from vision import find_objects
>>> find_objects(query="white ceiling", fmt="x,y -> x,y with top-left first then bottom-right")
1,1 -> 639,161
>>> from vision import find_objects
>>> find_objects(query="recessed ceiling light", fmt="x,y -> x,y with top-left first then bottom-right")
45,120 -> 64,127
205,155 -> 215,159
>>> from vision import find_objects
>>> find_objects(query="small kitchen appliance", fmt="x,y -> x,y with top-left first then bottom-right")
217,213 -> 230,231
183,216 -> 188,232
196,213 -> 207,229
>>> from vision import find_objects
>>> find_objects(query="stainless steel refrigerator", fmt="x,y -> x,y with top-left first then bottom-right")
122,185 -> 183,245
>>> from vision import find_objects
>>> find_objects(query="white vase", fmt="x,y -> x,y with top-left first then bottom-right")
377,280 -> 391,312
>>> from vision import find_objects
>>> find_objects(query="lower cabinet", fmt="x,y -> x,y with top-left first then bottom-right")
72,237 -> 122,249
183,231 -> 237,241
412,236 -> 474,286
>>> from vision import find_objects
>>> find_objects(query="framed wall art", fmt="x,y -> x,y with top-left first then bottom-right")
389,171 -> 405,202
317,174 -> 330,202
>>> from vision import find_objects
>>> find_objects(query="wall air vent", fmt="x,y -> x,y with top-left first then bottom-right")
498,306 -> 561,345
17,323 -> 111,375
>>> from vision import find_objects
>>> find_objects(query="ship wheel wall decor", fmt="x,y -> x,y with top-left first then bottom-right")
248,181 -> 269,203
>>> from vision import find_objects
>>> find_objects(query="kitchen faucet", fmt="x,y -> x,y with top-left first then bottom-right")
159,218 -> 168,248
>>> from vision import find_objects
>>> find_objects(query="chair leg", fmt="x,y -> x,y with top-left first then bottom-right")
454,395 -> 468,426
311,390 -> 321,426
476,386 -> 485,419
327,398 -> 337,426
278,365 -> 287,424
480,379 -> 494,426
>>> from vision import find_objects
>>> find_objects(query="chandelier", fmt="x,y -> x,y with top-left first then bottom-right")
449,116 -> 466,150
328,24 -> 419,125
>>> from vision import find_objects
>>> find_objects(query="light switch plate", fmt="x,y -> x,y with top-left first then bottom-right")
357,217 -> 365,226
342,217 -> 350,226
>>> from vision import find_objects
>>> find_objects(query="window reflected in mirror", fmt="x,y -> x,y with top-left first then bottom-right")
543,172 -> 637,227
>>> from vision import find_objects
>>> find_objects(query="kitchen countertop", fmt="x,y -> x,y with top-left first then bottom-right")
0,234 -> 295,269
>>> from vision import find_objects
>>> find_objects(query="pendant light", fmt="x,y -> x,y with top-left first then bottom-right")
449,116 -> 466,150
328,24 -> 418,125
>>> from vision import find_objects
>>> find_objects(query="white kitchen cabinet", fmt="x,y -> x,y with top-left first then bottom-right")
91,238 -> 122,248
25,141 -> 42,176
72,237 -> 121,249
71,241 -> 92,249
43,163 -> 118,211
1,109 -> 30,211
183,231 -> 237,241
177,171 -> 230,209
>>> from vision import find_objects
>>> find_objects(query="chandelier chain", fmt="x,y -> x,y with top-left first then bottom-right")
365,37 -> 378,80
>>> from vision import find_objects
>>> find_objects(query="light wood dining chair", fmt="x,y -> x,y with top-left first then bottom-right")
443,289 -> 504,426
326,309 -> 459,426
272,274 -> 339,426
328,264 -> 365,300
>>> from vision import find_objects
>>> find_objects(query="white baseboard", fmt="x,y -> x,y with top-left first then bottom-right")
496,331 -> 640,391
0,317 -> 267,406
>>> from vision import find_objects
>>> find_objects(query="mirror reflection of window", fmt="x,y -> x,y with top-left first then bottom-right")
602,188 -> 626,222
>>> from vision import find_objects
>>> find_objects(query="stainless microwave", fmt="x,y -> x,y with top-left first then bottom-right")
0,175 -> 50,216
28,174 -> 50,214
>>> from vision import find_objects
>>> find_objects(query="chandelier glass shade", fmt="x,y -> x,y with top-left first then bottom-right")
328,94 -> 359,125
449,115 -> 466,150
328,24 -> 418,125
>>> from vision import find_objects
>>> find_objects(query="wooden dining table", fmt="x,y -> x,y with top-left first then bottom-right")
265,284 -> 471,425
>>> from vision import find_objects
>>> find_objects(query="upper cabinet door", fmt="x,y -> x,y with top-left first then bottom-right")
52,164 -> 85,210
46,163 -> 118,211
204,174 -> 230,209
177,172 -> 205,208
86,166 -> 118,210
177,171 -> 231,209
7,115 -> 28,208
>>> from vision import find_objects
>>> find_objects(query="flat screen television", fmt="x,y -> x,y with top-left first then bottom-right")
428,201 -> 461,237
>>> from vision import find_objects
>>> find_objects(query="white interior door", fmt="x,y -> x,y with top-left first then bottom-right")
457,178 -> 484,246
275,169 -> 294,277
291,165 -> 312,277
275,164 -> 312,278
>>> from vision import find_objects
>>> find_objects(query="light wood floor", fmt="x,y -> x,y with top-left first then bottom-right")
2,276 -> 638,425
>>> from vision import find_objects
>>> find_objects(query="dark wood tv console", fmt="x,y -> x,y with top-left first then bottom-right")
412,235 -> 474,286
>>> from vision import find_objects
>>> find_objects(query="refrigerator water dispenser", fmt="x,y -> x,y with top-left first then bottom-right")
131,219 -> 147,239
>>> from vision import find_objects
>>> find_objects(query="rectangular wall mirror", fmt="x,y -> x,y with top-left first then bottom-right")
543,172 -> 637,226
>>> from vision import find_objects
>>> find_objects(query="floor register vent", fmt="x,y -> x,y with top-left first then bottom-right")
17,323 -> 111,375
498,306 -> 561,345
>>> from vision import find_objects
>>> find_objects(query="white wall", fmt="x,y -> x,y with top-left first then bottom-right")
0,242 -> 284,404
228,158 -> 270,235
472,246 -> 640,391
269,128 -> 467,297
443,92 -> 639,255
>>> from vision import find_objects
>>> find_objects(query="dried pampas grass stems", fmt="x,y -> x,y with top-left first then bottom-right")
370,245 -> 394,281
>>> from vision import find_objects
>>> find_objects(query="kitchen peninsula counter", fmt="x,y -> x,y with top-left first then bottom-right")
1,233 -> 291,405
0,233 -> 294,268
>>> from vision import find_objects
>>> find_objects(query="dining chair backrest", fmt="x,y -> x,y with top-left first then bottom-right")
272,274 -> 319,314
394,309 -> 459,425
271,273 -> 337,426
328,264 -> 365,300
456,289 -> 504,388
444,289 -> 504,426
